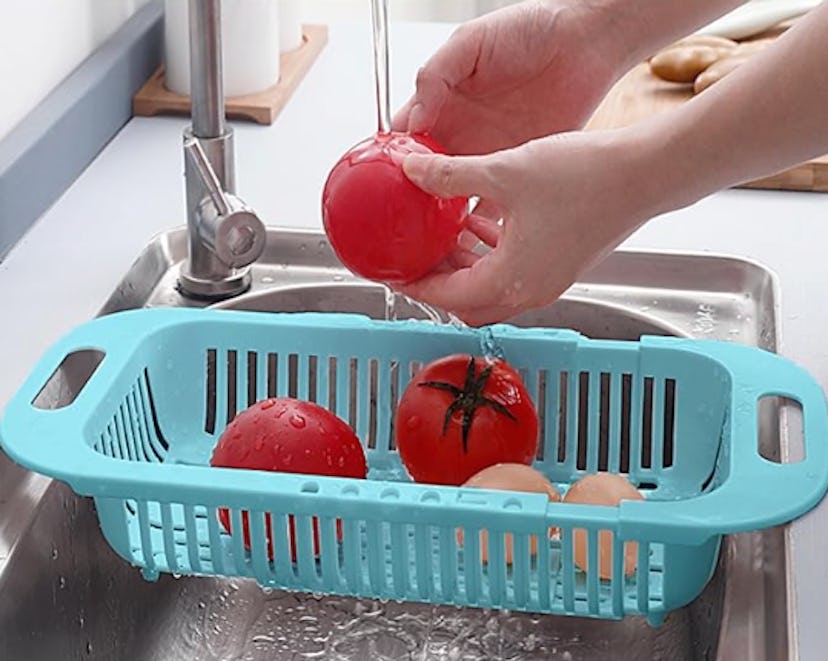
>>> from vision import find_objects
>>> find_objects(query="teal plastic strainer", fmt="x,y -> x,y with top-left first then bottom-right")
2,308 -> 827,626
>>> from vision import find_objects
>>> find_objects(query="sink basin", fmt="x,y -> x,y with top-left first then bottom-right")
0,228 -> 789,660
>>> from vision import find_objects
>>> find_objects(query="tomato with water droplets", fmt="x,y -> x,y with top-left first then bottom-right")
210,398 -> 367,560
395,355 -> 539,485
322,132 -> 467,283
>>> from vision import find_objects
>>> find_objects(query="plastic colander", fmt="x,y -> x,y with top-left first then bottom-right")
1,308 -> 827,626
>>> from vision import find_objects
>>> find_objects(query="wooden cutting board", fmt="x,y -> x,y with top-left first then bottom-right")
585,40 -> 828,192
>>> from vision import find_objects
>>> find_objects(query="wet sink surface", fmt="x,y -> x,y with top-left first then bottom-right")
0,228 -> 788,660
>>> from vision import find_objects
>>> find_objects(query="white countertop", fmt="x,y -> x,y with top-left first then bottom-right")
1,20 -> 827,658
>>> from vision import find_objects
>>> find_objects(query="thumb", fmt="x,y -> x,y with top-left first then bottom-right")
403,153 -> 496,199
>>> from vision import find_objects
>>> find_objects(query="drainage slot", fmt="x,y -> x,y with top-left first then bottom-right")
640,377 -> 654,469
205,349 -> 217,433
598,372 -> 611,471
662,378 -> 676,468
226,350 -> 238,424
576,372 -> 589,470
620,373 -> 632,473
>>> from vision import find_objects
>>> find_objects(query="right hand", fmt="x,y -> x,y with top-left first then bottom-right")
392,0 -> 625,156
394,127 -> 661,326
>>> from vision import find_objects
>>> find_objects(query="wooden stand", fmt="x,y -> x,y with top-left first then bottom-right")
133,25 -> 328,125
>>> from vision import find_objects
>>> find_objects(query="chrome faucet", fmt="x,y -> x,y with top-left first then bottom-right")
178,0 -> 266,300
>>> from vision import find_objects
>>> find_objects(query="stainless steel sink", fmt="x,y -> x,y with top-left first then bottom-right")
0,227 -> 790,660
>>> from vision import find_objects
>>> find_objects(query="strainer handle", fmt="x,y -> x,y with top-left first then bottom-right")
619,342 -> 828,544
0,310 -> 171,481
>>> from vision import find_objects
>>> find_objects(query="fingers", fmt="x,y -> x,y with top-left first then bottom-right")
466,214 -> 501,248
403,153 -> 499,200
471,197 -> 504,223
447,248 -> 481,270
396,252 -> 507,314
395,24 -> 480,135
451,305 -> 523,328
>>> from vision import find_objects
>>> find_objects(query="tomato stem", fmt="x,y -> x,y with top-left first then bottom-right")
418,356 -> 517,452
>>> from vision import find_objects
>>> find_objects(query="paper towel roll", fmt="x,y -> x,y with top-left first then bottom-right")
279,0 -> 303,52
164,0 -> 281,97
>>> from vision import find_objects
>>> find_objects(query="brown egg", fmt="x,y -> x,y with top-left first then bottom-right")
457,463 -> 561,565
563,473 -> 644,580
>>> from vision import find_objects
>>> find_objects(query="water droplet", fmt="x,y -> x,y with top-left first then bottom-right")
332,274 -> 344,282
290,414 -> 306,429
78,615 -> 85,628
261,275 -> 274,284
406,415 -> 420,430
51,548 -> 59,560
198,601 -> 206,609
86,642 -> 93,654
58,576 -> 66,589
253,634 -> 276,643
338,456 -> 345,467
260,399 -> 277,410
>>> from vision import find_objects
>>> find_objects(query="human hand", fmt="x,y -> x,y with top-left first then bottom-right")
395,129 -> 659,325
391,1 -> 623,156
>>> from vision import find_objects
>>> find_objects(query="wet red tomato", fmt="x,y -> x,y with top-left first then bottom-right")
322,131 -> 467,283
210,398 -> 367,560
395,355 -> 539,486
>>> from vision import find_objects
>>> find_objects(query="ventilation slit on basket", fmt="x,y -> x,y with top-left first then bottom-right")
127,390 -> 152,463
576,372 -> 589,470
226,350 -> 238,424
348,358 -> 359,431
536,370 -> 547,461
205,349 -> 217,434
136,374 -> 166,460
409,360 -> 422,380
557,372 -> 568,463
641,376 -> 654,469
308,355 -> 318,402
620,373 -> 632,473
328,357 -> 338,412
247,351 -> 257,407
116,404 -> 134,461
288,353 -> 299,398
368,359 -> 379,449
388,360 -> 400,450
598,372 -> 611,471
663,378 -> 676,468
267,353 -> 278,398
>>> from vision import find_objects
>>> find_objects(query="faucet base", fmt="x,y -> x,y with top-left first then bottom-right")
177,266 -> 252,300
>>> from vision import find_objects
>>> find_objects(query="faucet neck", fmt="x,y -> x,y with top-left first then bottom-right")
189,0 -> 226,139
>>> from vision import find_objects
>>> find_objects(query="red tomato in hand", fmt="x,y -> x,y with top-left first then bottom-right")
210,398 -> 367,560
395,355 -> 539,486
321,131 -> 467,283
